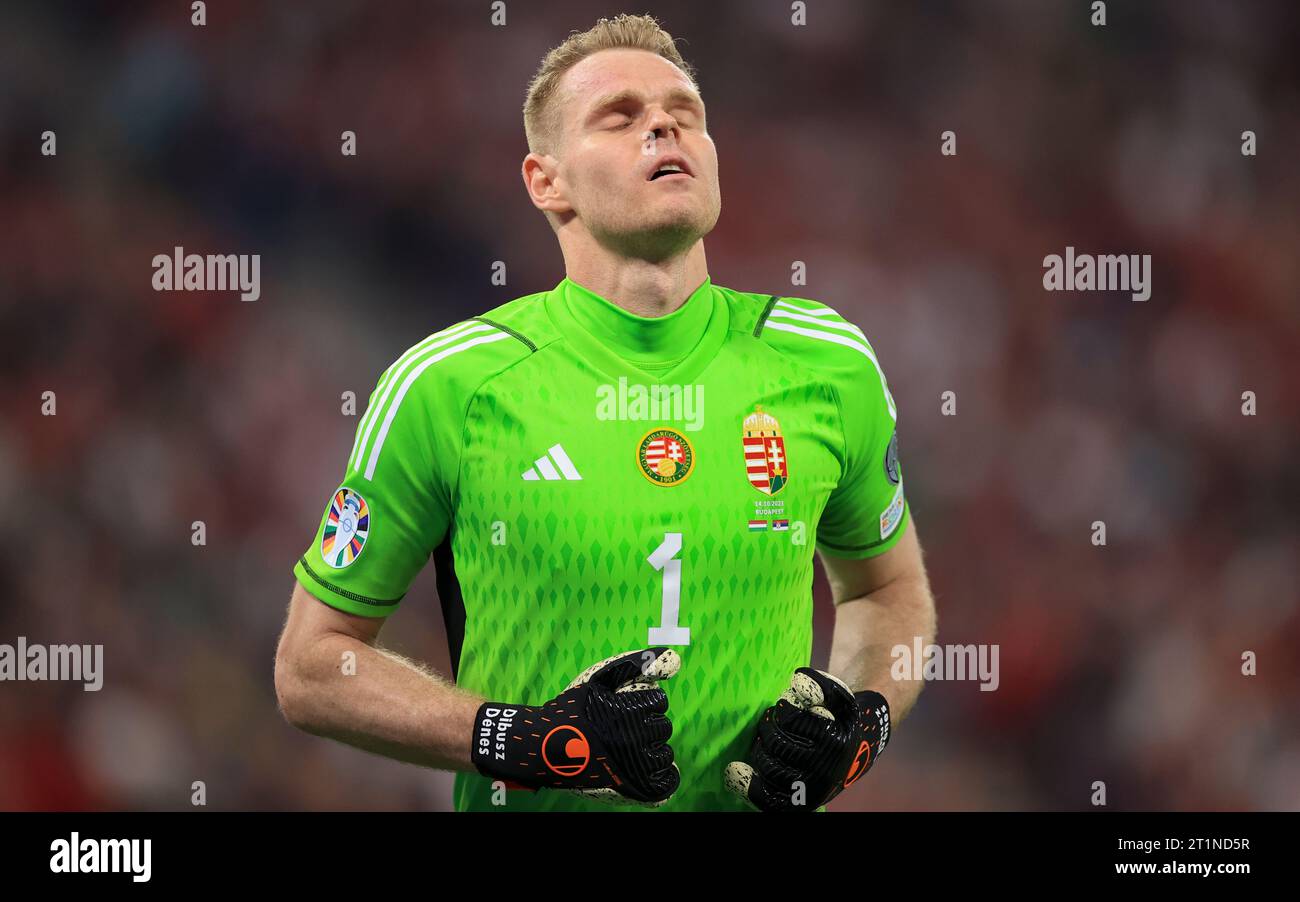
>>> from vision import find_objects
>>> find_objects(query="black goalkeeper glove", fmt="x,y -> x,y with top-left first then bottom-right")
725,668 -> 890,812
472,647 -> 681,806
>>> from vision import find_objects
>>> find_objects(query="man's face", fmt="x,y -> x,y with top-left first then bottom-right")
545,48 -> 721,259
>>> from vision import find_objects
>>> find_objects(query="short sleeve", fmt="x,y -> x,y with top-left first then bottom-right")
815,346 -> 908,559
293,361 -> 457,617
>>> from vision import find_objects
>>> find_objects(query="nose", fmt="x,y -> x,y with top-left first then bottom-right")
643,106 -> 681,145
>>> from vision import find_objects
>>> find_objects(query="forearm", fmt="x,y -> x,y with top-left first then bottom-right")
828,573 -> 936,724
276,633 -> 482,772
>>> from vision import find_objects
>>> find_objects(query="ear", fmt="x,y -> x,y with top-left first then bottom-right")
522,153 -> 572,215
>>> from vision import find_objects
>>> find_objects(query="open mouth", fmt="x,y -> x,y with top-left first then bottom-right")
648,163 -> 691,180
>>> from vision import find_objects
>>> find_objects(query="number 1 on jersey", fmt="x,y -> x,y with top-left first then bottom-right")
647,532 -> 690,646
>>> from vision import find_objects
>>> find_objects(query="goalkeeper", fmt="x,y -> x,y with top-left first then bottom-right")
275,14 -> 936,811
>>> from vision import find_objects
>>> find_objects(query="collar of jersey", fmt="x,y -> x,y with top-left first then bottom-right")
546,275 -> 729,384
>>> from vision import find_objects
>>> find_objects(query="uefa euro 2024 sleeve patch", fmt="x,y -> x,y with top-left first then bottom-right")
320,487 -> 369,568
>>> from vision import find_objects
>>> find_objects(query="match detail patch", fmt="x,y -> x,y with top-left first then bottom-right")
879,482 -> 905,541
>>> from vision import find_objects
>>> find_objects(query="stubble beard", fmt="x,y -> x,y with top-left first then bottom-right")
592,194 -> 717,263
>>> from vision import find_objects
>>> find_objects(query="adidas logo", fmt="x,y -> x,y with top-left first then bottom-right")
521,444 -> 583,481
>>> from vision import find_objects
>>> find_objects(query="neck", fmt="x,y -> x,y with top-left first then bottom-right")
560,238 -> 710,319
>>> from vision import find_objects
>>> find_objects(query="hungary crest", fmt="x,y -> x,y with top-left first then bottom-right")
743,407 -> 788,495
637,428 -> 694,485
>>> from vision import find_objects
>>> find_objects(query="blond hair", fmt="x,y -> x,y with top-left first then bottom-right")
523,13 -> 698,156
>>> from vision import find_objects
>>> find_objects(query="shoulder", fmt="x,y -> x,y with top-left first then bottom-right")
746,293 -> 897,423
473,289 -> 565,353
748,293 -> 890,389
713,284 -> 781,336
382,290 -> 560,406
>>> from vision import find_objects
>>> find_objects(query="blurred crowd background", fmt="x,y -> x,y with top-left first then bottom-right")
1,0 -> 1297,811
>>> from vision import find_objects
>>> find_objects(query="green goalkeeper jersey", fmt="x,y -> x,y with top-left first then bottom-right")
293,275 -> 909,811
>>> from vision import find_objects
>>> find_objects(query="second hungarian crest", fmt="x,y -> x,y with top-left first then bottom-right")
743,406 -> 788,495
